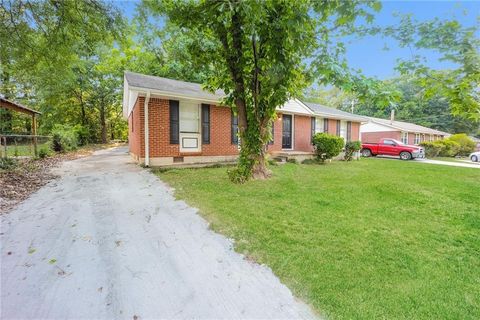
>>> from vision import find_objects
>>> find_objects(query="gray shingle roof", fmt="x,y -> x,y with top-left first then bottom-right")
302,101 -> 367,122
124,71 -> 225,102
368,117 -> 449,135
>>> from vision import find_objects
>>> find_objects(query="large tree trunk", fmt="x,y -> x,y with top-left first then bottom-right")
225,3 -> 270,181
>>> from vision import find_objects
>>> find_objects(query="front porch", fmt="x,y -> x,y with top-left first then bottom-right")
269,150 -> 314,163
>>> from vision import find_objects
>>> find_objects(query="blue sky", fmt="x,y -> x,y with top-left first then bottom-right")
117,0 -> 479,80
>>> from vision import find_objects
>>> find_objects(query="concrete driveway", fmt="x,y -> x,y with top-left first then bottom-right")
1,147 -> 315,319
414,158 -> 480,169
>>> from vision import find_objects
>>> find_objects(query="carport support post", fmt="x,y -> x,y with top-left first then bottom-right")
32,114 -> 38,157
144,92 -> 151,167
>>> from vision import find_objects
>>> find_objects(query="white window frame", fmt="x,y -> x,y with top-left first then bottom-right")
315,117 -> 324,134
179,102 -> 200,133
340,120 -> 348,141
414,133 -> 421,145
401,132 -> 408,144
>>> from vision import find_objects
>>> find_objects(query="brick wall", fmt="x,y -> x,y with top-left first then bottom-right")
128,97 -> 143,157
294,115 -> 314,152
361,131 -> 400,143
408,132 -> 416,145
128,97 -> 364,159
142,98 -> 239,158
202,105 -> 239,156
327,119 -> 337,136
351,122 -> 360,141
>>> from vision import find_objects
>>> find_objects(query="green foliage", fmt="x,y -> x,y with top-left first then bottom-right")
149,0 -> 381,181
305,75 -> 480,138
386,16 -> 480,120
312,133 -> 344,162
0,0 -> 127,143
422,135 -> 474,158
37,147 -> 52,159
0,157 -> 17,170
437,140 -> 461,157
344,141 -> 362,161
286,158 -> 298,164
447,134 -> 475,156
51,125 -> 79,153
227,166 -> 250,184
419,141 -> 444,158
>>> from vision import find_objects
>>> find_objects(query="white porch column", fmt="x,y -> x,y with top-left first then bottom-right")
144,92 -> 151,167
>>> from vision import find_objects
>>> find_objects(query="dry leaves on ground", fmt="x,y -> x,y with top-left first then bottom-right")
0,144 -> 122,214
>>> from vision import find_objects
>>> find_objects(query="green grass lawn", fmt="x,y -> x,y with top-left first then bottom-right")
155,159 -> 480,319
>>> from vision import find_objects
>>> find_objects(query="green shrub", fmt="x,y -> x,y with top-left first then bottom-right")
38,147 -> 52,159
312,133 -> 344,162
73,125 -> 90,146
420,141 -> 444,158
437,140 -> 460,157
51,125 -> 78,153
0,157 -> 17,170
447,134 -> 475,156
344,141 -> 361,161
287,158 -> 298,164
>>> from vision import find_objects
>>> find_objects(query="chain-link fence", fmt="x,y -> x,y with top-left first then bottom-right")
0,134 -> 52,158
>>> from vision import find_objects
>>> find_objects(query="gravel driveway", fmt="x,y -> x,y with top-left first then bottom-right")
1,147 -> 315,319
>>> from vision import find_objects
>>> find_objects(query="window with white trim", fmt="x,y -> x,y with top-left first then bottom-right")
180,103 -> 200,133
315,117 -> 324,133
401,132 -> 408,144
414,133 -> 421,145
340,120 -> 347,140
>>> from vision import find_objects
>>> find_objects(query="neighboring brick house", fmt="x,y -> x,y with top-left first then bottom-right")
361,116 -> 449,145
123,72 -> 366,166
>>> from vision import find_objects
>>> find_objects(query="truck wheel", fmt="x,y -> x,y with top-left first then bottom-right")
361,149 -> 372,157
400,151 -> 412,160
472,155 -> 478,162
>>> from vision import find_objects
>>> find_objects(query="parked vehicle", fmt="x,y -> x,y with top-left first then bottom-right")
361,138 -> 424,160
470,151 -> 480,162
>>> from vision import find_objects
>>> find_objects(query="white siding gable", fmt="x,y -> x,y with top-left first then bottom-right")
360,121 -> 396,133
276,98 -> 313,116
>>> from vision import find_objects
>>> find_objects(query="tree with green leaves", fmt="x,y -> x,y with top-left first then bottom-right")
144,0 -> 381,181
386,16 -> 480,120
0,0 -> 126,142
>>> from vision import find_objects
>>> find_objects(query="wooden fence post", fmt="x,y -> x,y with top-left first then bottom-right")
32,114 -> 38,157
2,136 -> 7,158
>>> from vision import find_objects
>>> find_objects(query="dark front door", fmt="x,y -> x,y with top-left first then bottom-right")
282,114 -> 292,149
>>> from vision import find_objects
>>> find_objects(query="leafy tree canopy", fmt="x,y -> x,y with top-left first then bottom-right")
142,0 -> 381,181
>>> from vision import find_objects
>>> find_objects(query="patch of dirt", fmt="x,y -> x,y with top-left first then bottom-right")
0,144 -> 123,214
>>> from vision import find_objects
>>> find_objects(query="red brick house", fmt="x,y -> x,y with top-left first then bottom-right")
123,72 -> 366,166
361,116 -> 449,145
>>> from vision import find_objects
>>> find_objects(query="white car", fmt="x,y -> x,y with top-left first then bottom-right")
470,151 -> 480,162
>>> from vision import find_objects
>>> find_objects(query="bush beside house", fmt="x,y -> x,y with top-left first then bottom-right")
420,134 -> 475,158
312,133 -> 344,162
344,141 -> 361,161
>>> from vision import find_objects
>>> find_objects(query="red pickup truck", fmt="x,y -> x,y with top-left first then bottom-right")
361,138 -> 424,160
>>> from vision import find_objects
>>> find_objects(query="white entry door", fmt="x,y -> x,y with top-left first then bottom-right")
179,102 -> 201,152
